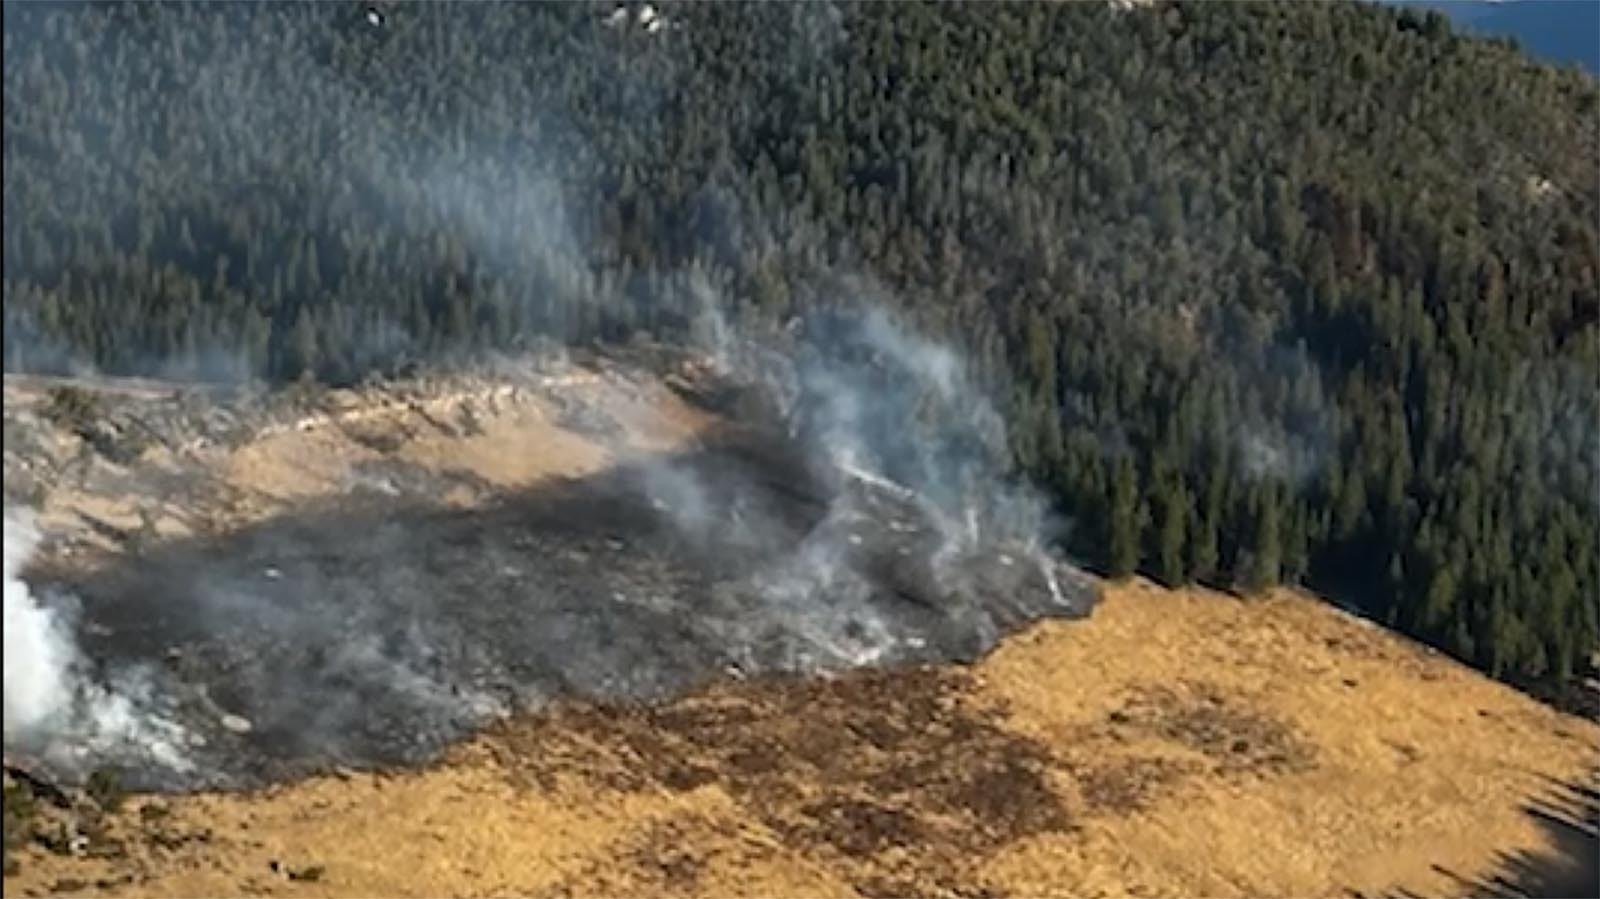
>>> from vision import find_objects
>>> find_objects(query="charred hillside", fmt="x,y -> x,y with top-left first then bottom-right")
37,428 -> 1090,791
3,338 -> 1094,792
3,1 -> 1597,700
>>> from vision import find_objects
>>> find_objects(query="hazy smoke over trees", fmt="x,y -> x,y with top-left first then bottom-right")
2,0 -> 1596,728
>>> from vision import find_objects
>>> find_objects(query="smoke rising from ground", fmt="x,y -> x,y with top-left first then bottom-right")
4,151 -> 1087,790
4,509 -> 192,780
4,510 -> 73,741
1,3 -> 1091,790
0,318 -> 1093,789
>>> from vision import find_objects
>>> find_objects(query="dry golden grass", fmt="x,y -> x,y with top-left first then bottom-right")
6,581 -> 1594,899
7,365 -> 718,560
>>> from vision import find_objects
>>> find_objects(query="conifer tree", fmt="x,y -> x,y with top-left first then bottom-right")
1158,475 -> 1188,586
1109,456 -> 1141,580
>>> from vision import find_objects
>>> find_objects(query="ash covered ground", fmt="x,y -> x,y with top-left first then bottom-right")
47,432 -> 1093,790
7,352 -> 1097,792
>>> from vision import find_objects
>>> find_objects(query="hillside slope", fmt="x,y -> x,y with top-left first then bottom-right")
4,0 -> 1597,698
4,581 -> 1595,898
3,369 -> 1596,898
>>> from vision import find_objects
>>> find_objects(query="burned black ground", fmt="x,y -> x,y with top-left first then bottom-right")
21,424 -> 1094,791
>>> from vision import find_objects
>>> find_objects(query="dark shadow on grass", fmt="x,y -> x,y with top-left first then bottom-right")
1351,770 -> 1598,899
1471,773 -> 1599,899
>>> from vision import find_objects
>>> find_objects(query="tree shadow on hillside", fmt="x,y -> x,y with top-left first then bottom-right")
1350,771 -> 1598,899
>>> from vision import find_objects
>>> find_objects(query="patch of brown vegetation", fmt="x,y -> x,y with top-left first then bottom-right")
787,797 -> 928,858
1072,756 -> 1197,815
1106,681 -> 1315,776
492,666 -> 1069,894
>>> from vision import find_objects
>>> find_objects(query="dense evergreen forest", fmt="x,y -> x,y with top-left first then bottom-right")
3,1 -> 1597,703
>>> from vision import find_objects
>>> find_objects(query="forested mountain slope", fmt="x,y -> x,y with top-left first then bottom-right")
3,1 -> 1596,699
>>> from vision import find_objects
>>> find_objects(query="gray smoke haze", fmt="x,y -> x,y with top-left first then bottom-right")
1,270 -> 1090,788
0,307 -> 100,380
668,263 -> 1076,624
2,3 -> 1090,789
617,268 -> 1078,669
1230,341 -> 1340,488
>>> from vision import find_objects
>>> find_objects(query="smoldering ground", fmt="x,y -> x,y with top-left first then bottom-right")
9,419 -> 1093,793
4,251 -> 1096,792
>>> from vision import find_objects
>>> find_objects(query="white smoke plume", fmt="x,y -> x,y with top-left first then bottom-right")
3,507 -> 191,779
669,270 -> 1082,639
3,509 -> 74,741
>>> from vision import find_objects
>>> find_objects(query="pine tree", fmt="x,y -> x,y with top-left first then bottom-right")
1242,483 -> 1281,594
1334,464 -> 1367,541
287,307 -> 319,382
1421,563 -> 1459,636
1283,500 -> 1309,586
1158,475 -> 1188,586
1108,456 -> 1140,579
1188,453 -> 1226,583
